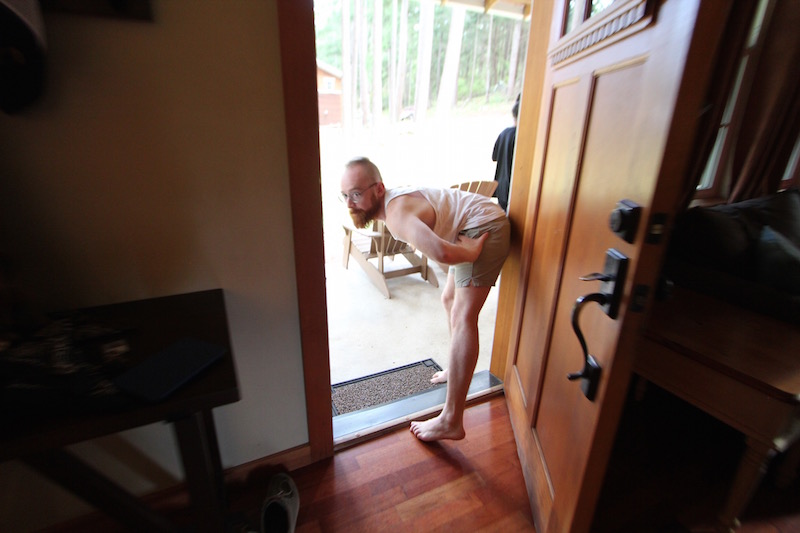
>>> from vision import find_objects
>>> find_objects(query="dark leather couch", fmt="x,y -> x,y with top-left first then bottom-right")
665,188 -> 800,324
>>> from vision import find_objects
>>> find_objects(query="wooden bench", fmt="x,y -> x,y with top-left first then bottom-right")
0,290 -> 239,532
635,286 -> 800,532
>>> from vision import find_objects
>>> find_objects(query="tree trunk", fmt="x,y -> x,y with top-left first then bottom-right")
484,15 -> 493,102
356,0 -> 370,126
508,19 -> 522,99
352,0 -> 362,128
467,13 -> 479,101
372,0 -> 383,126
436,6 -> 465,116
389,0 -> 398,122
414,0 -> 435,122
394,0 -> 409,121
342,0 -> 353,131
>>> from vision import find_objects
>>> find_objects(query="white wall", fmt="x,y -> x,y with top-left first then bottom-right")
0,2 -> 309,529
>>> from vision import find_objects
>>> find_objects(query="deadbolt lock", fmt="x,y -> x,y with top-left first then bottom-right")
609,199 -> 642,244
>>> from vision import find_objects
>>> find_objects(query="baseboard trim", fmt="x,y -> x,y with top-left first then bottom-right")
226,443 -> 316,483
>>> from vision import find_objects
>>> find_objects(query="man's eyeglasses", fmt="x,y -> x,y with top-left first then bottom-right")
339,182 -> 378,203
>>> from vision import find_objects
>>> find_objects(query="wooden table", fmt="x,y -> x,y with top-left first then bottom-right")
635,287 -> 800,532
0,289 -> 239,532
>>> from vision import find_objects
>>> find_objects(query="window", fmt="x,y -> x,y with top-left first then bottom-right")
781,134 -> 800,189
321,76 -> 336,92
696,0 -> 769,196
694,0 -> 800,198
564,0 -> 617,35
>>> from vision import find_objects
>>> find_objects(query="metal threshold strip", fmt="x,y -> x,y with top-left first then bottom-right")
332,370 -> 503,449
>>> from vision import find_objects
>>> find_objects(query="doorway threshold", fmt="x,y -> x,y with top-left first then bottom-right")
333,370 -> 503,447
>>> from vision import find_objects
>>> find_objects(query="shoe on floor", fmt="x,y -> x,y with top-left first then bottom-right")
260,472 -> 299,533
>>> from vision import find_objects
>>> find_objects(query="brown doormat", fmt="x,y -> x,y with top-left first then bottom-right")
331,359 -> 443,416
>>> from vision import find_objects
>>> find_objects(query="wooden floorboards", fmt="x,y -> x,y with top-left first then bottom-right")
240,389 -> 800,533
286,395 -> 534,532
44,391 -> 800,532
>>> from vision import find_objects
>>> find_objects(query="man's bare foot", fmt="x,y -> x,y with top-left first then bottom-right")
409,415 -> 465,442
430,369 -> 448,384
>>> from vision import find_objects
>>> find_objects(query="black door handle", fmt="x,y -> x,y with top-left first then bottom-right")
568,293 -> 606,401
567,249 -> 628,402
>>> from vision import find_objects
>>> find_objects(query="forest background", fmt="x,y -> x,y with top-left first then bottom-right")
315,0 -> 529,127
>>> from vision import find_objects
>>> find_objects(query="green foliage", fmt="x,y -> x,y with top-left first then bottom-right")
314,2 -> 343,70
313,0 -> 529,114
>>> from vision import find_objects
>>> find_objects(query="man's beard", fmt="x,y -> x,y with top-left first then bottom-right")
349,201 -> 380,229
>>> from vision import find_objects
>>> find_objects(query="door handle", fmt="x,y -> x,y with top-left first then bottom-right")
568,293 -> 605,401
567,249 -> 628,401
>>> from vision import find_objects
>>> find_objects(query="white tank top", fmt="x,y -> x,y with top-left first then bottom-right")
384,186 -> 505,243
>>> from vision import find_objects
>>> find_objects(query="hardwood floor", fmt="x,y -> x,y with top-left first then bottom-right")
282,395 -> 534,532
43,394 -> 533,533
284,388 -> 800,533
45,391 -> 800,532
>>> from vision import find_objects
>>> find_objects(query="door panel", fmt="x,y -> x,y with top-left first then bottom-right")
505,1 -> 732,531
537,59 -> 646,500
514,78 -> 587,420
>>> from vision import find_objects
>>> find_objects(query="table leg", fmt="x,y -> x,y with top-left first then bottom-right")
717,437 -> 775,532
173,409 -> 227,532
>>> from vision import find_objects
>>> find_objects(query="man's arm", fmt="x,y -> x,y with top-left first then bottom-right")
385,197 -> 487,265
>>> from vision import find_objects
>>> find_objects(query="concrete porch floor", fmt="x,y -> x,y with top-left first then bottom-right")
324,230 -> 498,387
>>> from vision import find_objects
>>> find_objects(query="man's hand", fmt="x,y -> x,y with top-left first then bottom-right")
456,232 -> 489,263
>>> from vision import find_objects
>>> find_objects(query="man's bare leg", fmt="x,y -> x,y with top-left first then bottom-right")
430,272 -> 455,384
411,281 -> 491,441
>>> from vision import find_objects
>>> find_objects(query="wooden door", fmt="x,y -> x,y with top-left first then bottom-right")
504,1 -> 730,531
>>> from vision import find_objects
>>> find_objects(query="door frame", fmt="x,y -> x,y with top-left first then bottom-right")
279,0 -> 550,465
490,0 -> 555,383
278,0 -> 561,465
277,0 -> 334,464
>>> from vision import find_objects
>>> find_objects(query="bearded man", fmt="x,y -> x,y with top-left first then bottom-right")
340,157 -> 510,442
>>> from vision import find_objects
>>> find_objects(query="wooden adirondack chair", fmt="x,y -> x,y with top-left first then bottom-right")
450,180 -> 498,197
342,220 -> 438,299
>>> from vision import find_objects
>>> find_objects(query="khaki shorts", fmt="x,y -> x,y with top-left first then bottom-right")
449,216 -> 510,288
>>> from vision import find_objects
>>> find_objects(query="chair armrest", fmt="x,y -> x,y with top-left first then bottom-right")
342,223 -> 382,239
